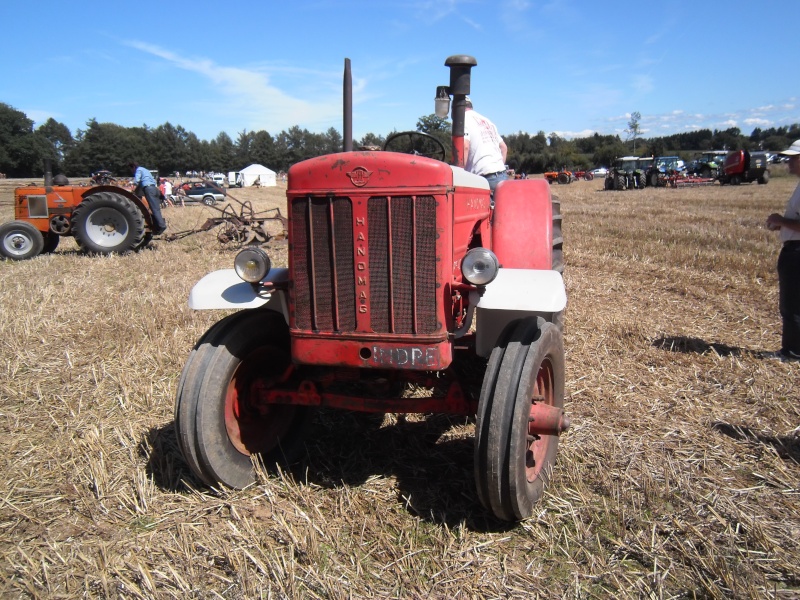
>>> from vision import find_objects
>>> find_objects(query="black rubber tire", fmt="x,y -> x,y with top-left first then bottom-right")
135,232 -> 153,251
42,233 -> 60,254
614,174 -> 626,190
202,195 -> 216,206
0,221 -> 44,260
557,173 -> 570,185
650,173 -> 660,187
474,318 -> 565,521
636,173 -> 647,189
604,177 -> 613,191
175,312 -> 251,486
72,191 -> 146,254
731,174 -> 742,186
175,309 -> 311,489
758,171 -> 770,185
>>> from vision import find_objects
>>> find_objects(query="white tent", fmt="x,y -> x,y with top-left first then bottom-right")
239,164 -> 276,187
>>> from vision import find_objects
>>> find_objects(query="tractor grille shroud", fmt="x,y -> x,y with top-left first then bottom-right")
291,195 -> 438,335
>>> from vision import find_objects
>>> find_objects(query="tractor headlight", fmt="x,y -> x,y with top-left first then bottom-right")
234,247 -> 271,283
461,248 -> 499,286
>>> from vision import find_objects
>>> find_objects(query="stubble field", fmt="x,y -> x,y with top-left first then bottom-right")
0,170 -> 798,599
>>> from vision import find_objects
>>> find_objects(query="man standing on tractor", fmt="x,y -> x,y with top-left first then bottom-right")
766,139 -> 800,361
129,162 -> 167,234
463,96 -> 508,195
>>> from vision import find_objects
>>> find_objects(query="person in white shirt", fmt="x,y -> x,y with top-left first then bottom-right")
766,139 -> 800,360
463,96 -> 508,195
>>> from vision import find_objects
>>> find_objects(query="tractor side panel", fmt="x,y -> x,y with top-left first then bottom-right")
13,186 -> 81,233
491,179 -> 553,270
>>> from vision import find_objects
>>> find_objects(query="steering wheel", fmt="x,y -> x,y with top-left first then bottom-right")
383,131 -> 447,162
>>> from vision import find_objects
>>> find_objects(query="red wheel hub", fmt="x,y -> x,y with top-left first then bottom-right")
525,358 -> 555,482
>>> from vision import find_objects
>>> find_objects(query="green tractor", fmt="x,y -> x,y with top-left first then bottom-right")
604,156 -> 648,190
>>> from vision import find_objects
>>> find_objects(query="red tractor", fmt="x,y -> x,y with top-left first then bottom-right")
175,55 -> 569,521
1,170 -> 159,260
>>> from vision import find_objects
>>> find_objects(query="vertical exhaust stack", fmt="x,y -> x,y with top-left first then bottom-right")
444,55 -> 477,168
44,158 -> 53,185
343,58 -> 353,152
44,158 -> 53,191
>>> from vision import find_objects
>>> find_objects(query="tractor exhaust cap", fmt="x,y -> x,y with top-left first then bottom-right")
441,55 -> 477,168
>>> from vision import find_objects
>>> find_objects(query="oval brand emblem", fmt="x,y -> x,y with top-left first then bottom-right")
347,166 -> 372,187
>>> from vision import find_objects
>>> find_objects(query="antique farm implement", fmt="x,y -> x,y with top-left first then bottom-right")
165,189 -> 288,248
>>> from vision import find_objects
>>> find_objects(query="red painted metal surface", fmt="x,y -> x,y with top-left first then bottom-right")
253,377 -> 477,415
286,150 -> 492,371
491,179 -> 553,270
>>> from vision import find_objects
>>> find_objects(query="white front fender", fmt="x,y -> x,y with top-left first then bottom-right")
188,268 -> 289,320
475,268 -> 567,357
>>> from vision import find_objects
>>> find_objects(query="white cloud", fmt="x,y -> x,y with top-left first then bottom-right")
124,41 -> 344,133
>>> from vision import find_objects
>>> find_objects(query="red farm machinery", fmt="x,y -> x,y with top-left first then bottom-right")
175,55 -> 569,521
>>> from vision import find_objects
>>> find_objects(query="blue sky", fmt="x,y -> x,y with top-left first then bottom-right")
1,0 -> 796,143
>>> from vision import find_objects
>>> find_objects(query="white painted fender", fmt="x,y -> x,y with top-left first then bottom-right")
188,268 -> 289,321
474,268 -> 567,357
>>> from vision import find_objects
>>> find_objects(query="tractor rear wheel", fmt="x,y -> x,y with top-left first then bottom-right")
72,191 -> 146,255
614,174 -> 626,190
175,309 -> 311,489
557,173 -> 570,185
474,318 -> 566,521
0,221 -> 44,260
650,172 -> 660,187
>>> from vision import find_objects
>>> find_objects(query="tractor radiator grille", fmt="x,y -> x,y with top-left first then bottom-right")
291,195 -> 438,334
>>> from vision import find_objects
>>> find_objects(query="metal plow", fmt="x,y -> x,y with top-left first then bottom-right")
164,190 -> 288,249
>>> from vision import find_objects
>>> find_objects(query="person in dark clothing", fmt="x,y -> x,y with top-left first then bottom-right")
129,162 -> 167,234
766,139 -> 800,361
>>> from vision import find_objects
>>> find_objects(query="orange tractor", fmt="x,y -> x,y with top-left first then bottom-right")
1,170 -> 159,260
544,170 -> 593,184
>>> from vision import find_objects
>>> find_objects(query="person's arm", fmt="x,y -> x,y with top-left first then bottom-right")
767,213 -> 800,232
499,138 -> 508,163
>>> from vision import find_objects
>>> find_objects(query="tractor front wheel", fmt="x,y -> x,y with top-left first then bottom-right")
475,317 -> 566,521
175,310 -> 311,489
72,191 -> 146,254
0,221 -> 44,260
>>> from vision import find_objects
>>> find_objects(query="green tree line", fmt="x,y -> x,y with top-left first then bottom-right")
1,101 -> 798,178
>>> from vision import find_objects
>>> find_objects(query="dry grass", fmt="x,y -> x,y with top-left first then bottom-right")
1,171 -> 798,599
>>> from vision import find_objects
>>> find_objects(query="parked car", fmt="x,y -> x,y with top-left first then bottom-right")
179,182 -> 227,205
590,167 -> 608,176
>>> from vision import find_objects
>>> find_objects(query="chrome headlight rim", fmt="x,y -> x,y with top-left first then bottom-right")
461,247 -> 499,286
234,246 -> 272,283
